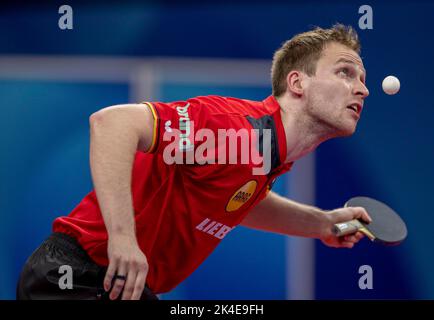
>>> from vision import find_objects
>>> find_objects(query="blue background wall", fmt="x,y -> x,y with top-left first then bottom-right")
1,0 -> 433,299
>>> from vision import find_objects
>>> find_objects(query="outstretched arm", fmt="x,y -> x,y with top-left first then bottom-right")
240,191 -> 371,248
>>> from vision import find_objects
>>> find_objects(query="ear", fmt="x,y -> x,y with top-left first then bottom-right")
286,70 -> 306,96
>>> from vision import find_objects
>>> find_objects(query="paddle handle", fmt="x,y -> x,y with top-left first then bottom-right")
333,219 -> 364,236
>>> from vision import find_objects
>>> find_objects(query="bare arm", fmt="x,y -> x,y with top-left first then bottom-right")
240,191 -> 372,248
89,103 -> 154,300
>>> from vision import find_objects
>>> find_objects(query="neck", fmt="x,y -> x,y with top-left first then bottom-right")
276,94 -> 335,163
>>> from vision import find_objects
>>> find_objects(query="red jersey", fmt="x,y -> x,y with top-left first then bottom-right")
53,95 -> 293,293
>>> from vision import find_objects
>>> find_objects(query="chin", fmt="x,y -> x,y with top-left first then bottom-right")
336,123 -> 357,137
343,125 -> 357,136
322,118 -> 357,138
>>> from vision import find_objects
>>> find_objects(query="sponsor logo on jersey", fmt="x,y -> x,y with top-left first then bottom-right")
225,180 -> 257,212
176,103 -> 192,151
196,218 -> 234,240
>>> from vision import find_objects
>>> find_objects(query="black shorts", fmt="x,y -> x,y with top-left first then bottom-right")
16,232 -> 159,300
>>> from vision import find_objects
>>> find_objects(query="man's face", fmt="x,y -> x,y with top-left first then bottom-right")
303,42 -> 369,137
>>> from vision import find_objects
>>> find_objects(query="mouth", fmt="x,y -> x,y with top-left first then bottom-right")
346,102 -> 362,116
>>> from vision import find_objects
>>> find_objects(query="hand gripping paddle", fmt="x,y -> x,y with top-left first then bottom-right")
333,196 -> 407,246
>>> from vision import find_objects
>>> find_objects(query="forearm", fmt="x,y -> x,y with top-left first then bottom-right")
240,191 -> 327,238
89,106 -> 147,239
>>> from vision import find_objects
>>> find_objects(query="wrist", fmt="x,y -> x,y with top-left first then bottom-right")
313,209 -> 333,239
108,226 -> 137,242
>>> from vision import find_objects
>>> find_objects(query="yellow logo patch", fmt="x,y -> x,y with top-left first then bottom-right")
226,180 -> 257,212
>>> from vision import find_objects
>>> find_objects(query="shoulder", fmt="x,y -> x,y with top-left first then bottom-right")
186,95 -> 272,118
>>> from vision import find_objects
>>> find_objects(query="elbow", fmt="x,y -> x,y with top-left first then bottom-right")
89,110 -> 104,128
88,104 -> 151,151
89,108 -> 113,132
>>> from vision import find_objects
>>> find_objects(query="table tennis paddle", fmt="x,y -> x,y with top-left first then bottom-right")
333,196 -> 407,246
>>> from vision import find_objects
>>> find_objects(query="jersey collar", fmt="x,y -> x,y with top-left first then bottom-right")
263,95 -> 292,172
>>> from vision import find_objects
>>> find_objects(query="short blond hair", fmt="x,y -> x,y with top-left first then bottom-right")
271,24 -> 361,97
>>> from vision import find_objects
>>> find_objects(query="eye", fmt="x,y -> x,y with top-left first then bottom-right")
338,67 -> 351,77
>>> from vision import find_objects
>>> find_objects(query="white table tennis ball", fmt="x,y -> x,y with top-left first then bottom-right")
382,75 -> 400,95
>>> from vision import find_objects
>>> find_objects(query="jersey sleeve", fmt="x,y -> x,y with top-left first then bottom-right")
141,97 -> 211,155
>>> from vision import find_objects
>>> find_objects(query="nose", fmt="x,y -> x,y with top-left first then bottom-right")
354,81 -> 369,99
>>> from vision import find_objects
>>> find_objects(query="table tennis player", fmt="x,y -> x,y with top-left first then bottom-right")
17,24 -> 371,300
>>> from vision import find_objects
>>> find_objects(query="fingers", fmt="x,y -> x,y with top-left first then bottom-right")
104,260 -> 117,292
343,231 -> 364,242
104,237 -> 150,300
350,207 -> 373,224
323,207 -> 371,249
109,264 -> 127,300
104,260 -> 148,300
340,241 -> 355,248
333,206 -> 372,225
131,270 -> 147,300
122,260 -> 149,300
340,231 -> 365,248
121,270 -> 138,300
